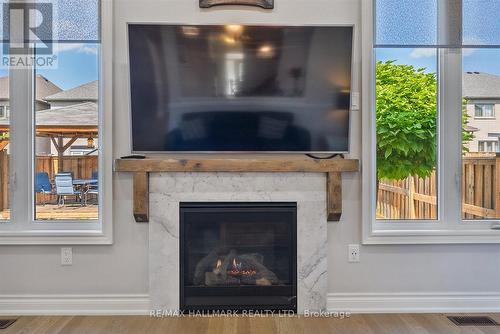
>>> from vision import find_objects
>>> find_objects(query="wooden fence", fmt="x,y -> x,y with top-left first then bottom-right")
377,154 -> 500,219
0,151 -> 98,210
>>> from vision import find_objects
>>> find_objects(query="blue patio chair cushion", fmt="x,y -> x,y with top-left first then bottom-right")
35,172 -> 51,193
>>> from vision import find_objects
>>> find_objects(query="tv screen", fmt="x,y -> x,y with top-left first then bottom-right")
128,24 -> 353,153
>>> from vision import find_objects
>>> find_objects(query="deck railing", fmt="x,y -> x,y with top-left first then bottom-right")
377,153 -> 500,219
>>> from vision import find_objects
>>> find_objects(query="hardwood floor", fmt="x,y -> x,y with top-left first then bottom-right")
2,314 -> 500,334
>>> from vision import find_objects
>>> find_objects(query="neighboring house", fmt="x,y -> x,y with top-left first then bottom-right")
0,75 -> 63,154
463,72 -> 500,153
0,75 -> 62,117
44,80 -> 98,108
0,77 -> 98,156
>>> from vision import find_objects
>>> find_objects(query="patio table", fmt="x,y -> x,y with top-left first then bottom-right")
73,179 -> 98,185
72,179 -> 98,205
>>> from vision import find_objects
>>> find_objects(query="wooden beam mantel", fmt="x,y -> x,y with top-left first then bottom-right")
114,157 -> 359,223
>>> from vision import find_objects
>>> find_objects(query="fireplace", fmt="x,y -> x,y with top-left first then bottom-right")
180,202 -> 297,312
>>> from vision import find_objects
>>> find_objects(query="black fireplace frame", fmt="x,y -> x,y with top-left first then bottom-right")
179,202 -> 297,313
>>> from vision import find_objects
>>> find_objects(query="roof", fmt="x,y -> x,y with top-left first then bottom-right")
35,102 -> 98,126
0,101 -> 97,129
463,72 -> 500,99
0,75 -> 62,101
44,81 -> 98,102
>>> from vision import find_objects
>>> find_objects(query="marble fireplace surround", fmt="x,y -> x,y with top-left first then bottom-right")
149,172 -> 327,313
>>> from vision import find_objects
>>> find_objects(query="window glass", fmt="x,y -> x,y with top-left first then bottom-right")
32,0 -> 100,42
462,49 -> 500,220
30,0 -> 101,221
463,0 -> 500,46
33,42 -> 99,221
375,0 -> 437,46
375,48 -> 438,220
474,104 -> 495,118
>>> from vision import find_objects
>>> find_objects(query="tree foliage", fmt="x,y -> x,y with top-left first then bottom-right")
376,61 -> 473,181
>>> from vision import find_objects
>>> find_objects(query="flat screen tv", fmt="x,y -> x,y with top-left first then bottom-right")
128,24 -> 353,153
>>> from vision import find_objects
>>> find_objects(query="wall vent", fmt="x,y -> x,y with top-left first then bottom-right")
448,316 -> 498,326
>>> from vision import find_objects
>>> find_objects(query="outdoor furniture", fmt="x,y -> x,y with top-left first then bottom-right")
55,173 -> 83,206
85,182 -> 99,205
35,172 -> 52,205
73,178 -> 98,205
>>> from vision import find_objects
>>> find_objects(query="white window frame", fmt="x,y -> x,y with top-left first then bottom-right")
361,0 -> 500,244
0,0 -> 113,245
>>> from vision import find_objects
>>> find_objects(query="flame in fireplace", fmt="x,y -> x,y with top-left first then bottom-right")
232,258 -> 241,271
216,259 -> 222,270
227,258 -> 257,277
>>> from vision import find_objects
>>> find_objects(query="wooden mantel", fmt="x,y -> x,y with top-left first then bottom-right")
114,157 -> 359,223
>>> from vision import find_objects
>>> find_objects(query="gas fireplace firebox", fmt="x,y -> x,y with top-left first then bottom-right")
180,203 -> 297,312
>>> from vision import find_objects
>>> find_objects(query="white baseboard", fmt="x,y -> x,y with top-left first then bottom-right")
3,292 -> 499,315
0,294 -> 151,316
327,292 -> 500,314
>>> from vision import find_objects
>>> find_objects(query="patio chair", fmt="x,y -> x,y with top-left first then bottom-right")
35,172 -> 52,205
83,170 -> 99,205
55,173 -> 82,206
85,183 -> 99,205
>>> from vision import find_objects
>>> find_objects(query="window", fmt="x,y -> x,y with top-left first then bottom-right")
462,49 -> 500,221
478,140 -> 498,152
363,0 -> 500,243
0,1 -> 113,244
34,43 -> 99,221
375,48 -> 438,220
475,104 -> 495,118
0,106 -> 8,120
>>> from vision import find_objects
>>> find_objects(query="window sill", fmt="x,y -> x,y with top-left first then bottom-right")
0,230 -> 113,245
363,228 -> 500,244
474,117 -> 496,120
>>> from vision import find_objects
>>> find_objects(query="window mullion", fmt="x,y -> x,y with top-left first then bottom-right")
9,64 -> 34,229
439,48 -> 463,227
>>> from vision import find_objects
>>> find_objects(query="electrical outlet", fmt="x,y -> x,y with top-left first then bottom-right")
61,247 -> 72,266
348,244 -> 360,263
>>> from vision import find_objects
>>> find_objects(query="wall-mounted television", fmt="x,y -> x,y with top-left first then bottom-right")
128,24 -> 353,153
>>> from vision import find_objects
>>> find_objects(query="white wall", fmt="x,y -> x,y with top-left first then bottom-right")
1,0 -> 500,312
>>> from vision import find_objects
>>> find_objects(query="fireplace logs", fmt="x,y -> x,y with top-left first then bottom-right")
194,249 -> 279,286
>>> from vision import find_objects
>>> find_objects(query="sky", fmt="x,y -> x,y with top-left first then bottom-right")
0,0 -> 100,90
0,43 -> 98,91
36,44 -> 99,90
376,48 -> 500,76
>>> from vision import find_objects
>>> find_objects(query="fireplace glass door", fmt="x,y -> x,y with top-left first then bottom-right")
180,203 -> 297,312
